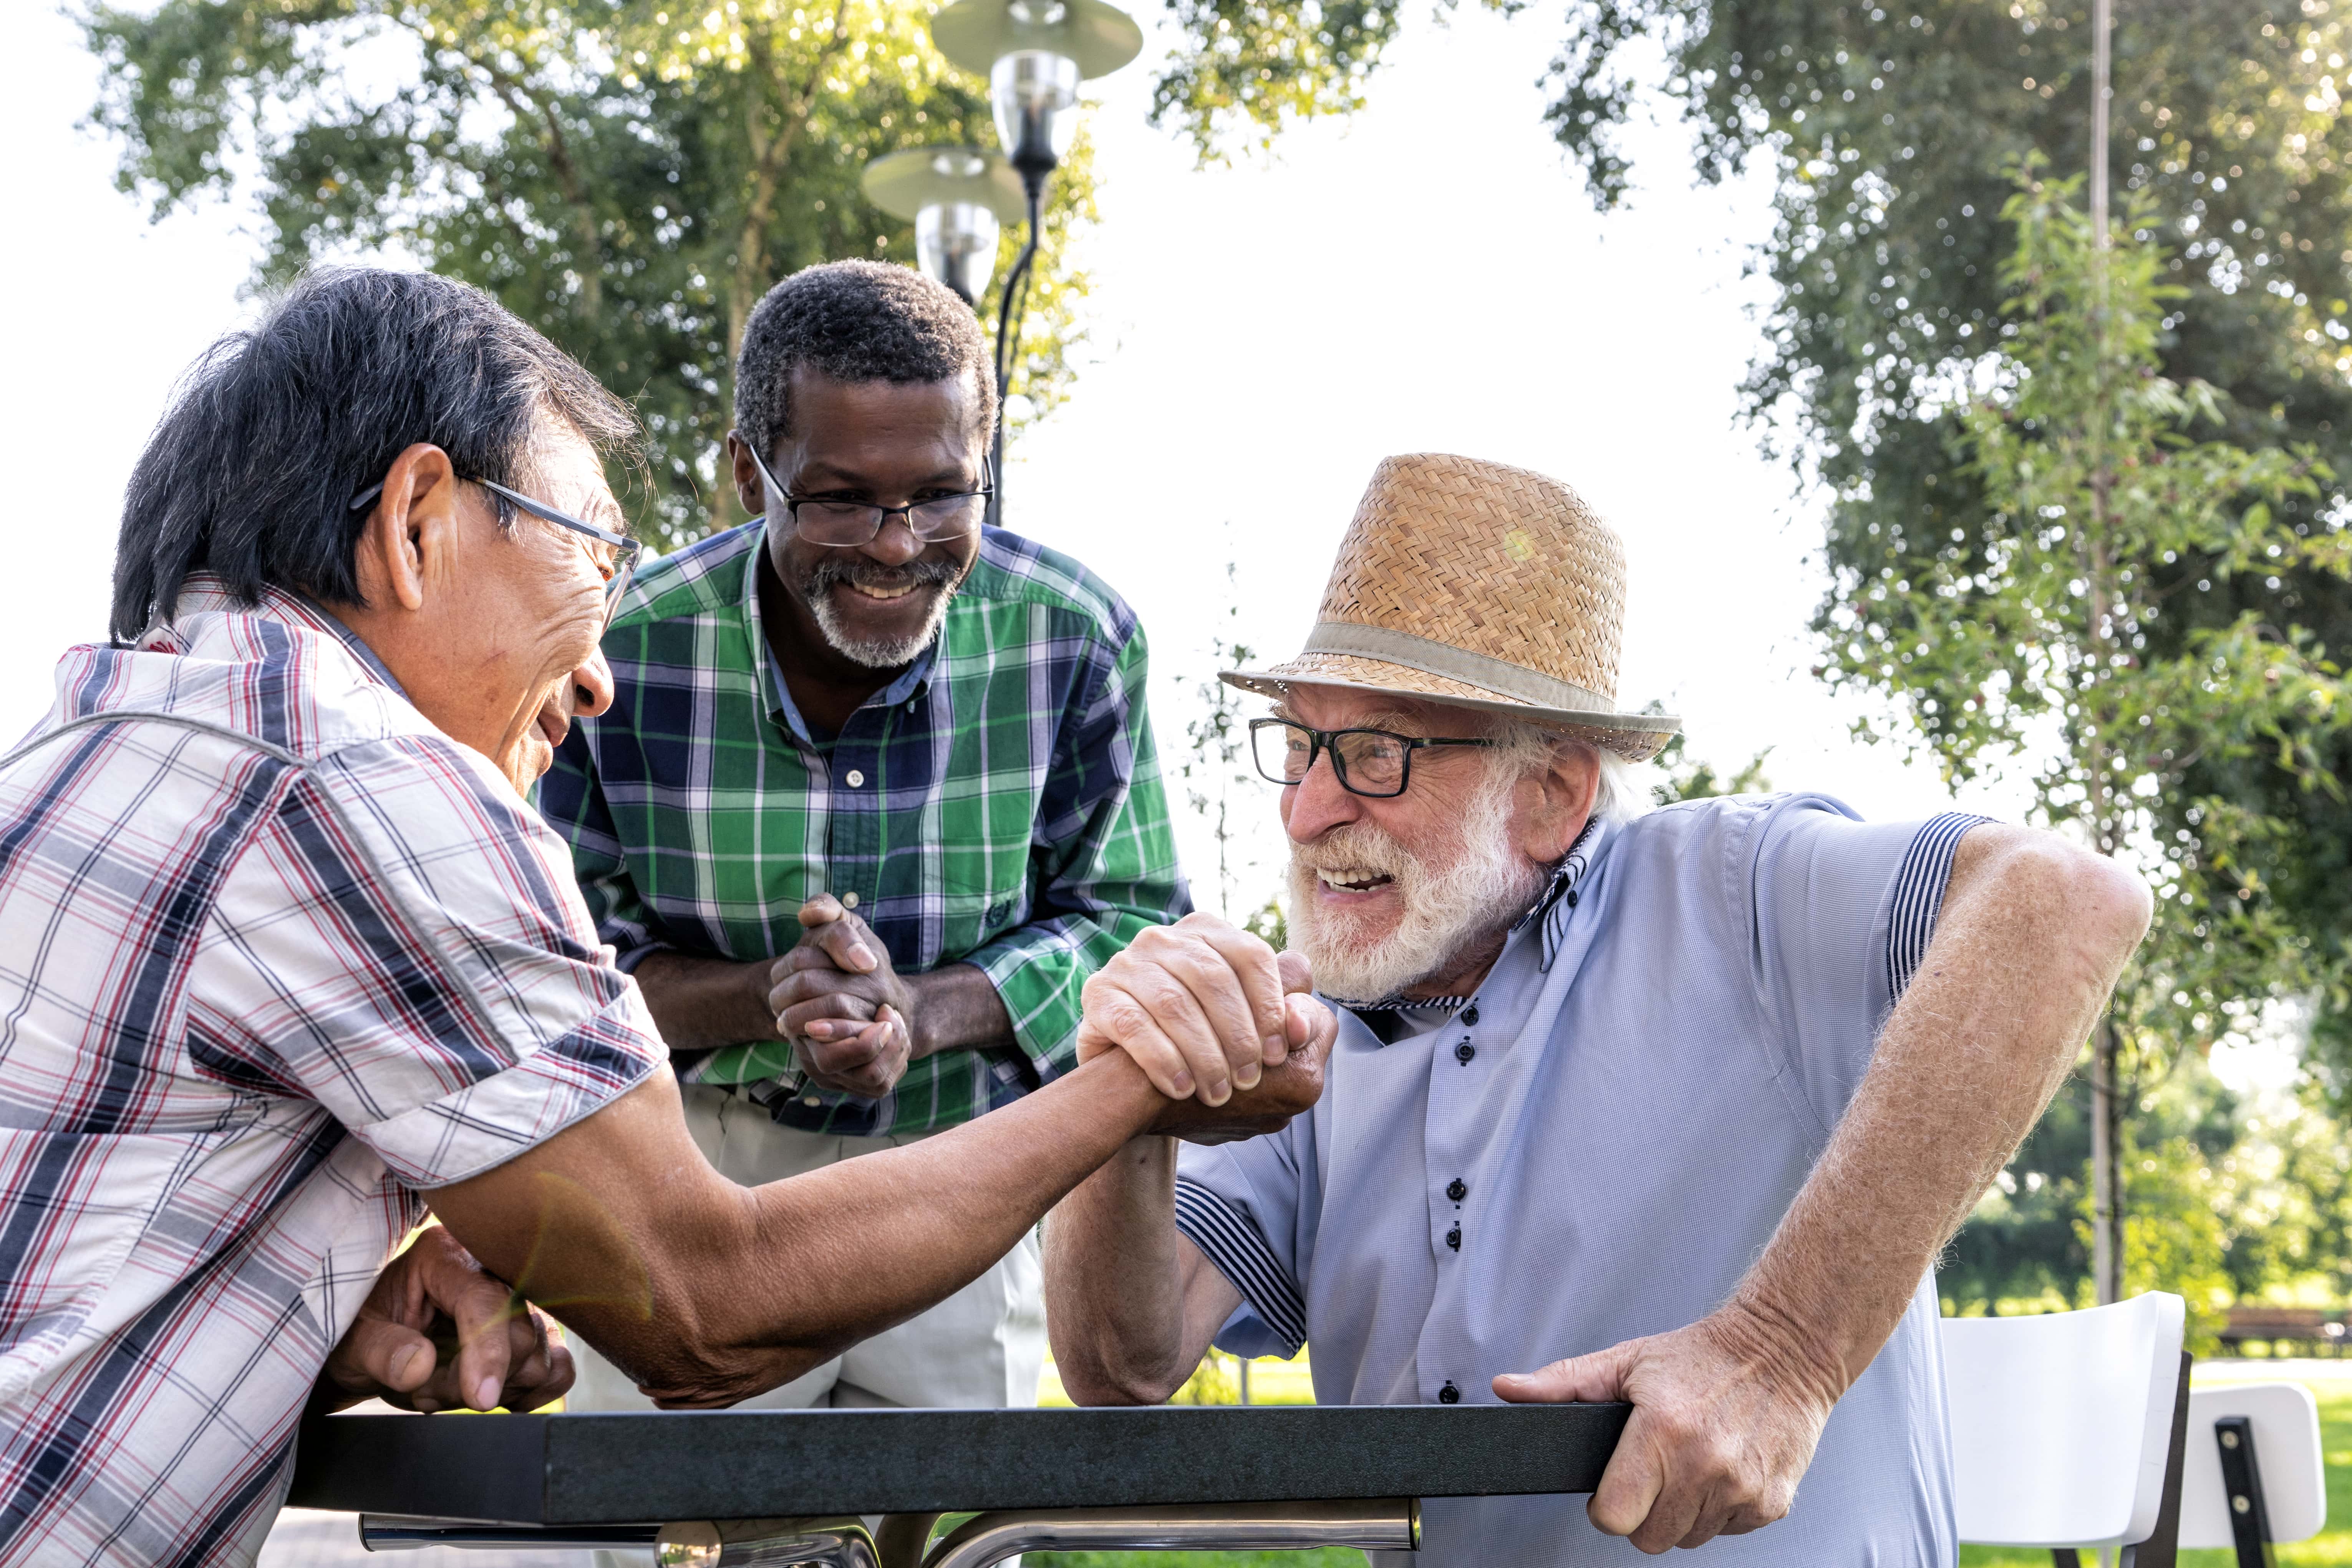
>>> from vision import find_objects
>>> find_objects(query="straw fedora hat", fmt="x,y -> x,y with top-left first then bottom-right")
1222,453 -> 1680,762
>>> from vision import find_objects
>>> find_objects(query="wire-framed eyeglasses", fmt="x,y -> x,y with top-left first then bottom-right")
738,433 -> 992,547
349,475 -> 641,630
1248,718 -> 1498,800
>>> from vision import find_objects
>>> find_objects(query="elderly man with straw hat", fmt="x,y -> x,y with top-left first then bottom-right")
1044,454 -> 2153,1563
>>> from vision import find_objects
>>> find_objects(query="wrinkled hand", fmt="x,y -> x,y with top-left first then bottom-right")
318,1224 -> 573,1414
1077,913 -> 1314,1107
1143,987 -> 1332,1144
767,894 -> 915,1099
1491,1304 -> 1842,1554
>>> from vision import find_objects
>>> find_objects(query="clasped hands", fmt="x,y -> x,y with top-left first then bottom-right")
317,1224 -> 570,1415
763,893 -> 919,1099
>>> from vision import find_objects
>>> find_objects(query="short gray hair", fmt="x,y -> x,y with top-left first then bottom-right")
733,260 -> 996,462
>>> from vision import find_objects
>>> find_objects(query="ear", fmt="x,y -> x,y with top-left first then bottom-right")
726,431 -> 768,519
351,444 -> 462,613
1517,739 -> 1601,864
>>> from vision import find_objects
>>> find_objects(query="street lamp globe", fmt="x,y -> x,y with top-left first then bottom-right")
930,0 -> 1141,184
860,147 -> 1027,307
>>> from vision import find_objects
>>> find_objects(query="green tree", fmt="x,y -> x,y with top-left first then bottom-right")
82,0 -> 1097,549
1819,167 -> 2350,1295
1170,0 -> 2352,1103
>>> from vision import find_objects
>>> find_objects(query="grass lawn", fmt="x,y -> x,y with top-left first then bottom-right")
1033,1365 -> 2352,1568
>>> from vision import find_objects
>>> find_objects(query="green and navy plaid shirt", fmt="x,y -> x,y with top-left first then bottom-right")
538,521 -> 1188,1135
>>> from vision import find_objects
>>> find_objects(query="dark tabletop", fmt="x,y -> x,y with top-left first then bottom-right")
288,1404 -> 1631,1524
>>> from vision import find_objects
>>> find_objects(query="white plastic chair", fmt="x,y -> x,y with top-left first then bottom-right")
2178,1381 -> 2327,1564
1943,1293 -> 2188,1567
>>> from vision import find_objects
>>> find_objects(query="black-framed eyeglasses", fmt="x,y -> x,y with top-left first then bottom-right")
349,476 -> 642,630
737,433 -> 992,547
1248,718 -> 1498,800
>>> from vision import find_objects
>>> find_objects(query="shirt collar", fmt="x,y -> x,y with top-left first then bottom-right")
1334,816 -> 1609,1019
159,577 -> 410,699
744,529 -> 941,748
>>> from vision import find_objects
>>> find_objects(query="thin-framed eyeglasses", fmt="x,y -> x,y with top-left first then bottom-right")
737,433 -> 992,547
1248,718 -> 1498,800
349,476 -> 641,630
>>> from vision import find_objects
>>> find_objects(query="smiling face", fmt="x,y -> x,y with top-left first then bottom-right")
1276,685 -> 1600,1001
334,419 -> 623,797
736,367 -> 986,672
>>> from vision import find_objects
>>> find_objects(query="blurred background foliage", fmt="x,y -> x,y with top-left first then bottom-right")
82,0 -> 1097,551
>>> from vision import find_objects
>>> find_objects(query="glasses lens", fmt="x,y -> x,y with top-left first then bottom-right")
1254,722 -> 1316,784
794,501 -> 885,545
1331,731 -> 1410,796
908,494 -> 988,540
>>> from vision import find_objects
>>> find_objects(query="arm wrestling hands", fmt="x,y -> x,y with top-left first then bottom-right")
417,923 -> 1329,1411
1490,824 -> 2153,1553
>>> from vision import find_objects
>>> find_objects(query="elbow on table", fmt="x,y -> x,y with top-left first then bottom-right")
1059,1357 -> 1188,1408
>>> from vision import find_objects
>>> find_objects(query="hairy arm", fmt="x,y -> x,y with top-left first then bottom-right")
1044,1135 -> 1245,1406
1496,824 -> 2153,1552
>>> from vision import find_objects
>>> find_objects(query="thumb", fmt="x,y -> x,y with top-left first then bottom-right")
798,893 -> 845,929
1493,1342 -> 1636,1405
1275,949 -> 1314,995
338,1316 -> 438,1399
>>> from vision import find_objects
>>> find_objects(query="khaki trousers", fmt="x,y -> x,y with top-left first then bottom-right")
569,1084 -> 1046,1565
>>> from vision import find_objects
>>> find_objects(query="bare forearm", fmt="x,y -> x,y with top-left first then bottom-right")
1734,828 -> 2151,1394
434,1054 -> 1169,1406
905,962 -> 1014,1057
634,950 -> 773,1053
1045,1136 -> 1204,1404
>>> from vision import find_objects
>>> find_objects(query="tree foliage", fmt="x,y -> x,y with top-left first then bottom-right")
83,0 -> 1097,550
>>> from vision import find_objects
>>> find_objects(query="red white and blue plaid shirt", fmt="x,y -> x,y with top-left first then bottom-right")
0,582 -> 662,1566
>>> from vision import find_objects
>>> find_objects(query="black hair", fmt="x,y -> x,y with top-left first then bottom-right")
111,266 -> 639,642
733,259 -> 996,462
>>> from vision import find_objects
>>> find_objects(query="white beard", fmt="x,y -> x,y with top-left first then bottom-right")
809,582 -> 956,668
1286,765 -> 1548,1003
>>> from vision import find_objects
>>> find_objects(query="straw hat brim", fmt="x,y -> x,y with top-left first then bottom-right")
1222,652 -> 1680,764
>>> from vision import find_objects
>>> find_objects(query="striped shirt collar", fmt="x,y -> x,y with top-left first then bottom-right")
1334,816 -> 1609,1016
160,577 -> 411,699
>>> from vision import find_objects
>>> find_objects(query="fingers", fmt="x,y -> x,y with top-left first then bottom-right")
1076,990 -> 1197,1100
332,1315 -> 439,1400
403,1233 -> 521,1412
1084,918 -> 1283,1105
793,1008 -> 910,1099
798,907 -> 881,975
1172,915 -> 1291,1070
1492,1343 -> 1631,1406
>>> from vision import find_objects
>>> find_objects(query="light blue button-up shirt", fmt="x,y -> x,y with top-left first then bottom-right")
1175,794 -> 1987,1566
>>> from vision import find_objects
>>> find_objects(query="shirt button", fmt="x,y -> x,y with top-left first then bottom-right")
845,769 -> 866,787
1447,1178 -> 1467,1202
1455,1041 -> 1475,1064
1438,1381 -> 1461,1404
1445,1225 -> 1462,1251
801,1094 -> 821,1107
1462,1006 -> 1480,1026
840,891 -> 860,910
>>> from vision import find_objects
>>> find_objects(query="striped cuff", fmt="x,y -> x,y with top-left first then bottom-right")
1172,1177 -> 1308,1356
1887,812 -> 1994,999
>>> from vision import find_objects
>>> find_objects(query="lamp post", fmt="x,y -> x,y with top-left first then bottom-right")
923,0 -> 1142,528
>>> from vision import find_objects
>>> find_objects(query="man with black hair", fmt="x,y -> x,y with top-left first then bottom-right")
0,266 -> 1312,1567
540,258 -> 1189,1417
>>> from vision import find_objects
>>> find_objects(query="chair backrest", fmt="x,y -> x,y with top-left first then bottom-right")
1942,1293 -> 2186,1548
2176,1382 -> 2327,1549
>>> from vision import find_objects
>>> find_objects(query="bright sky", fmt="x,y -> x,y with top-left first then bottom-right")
1,0 -> 2035,914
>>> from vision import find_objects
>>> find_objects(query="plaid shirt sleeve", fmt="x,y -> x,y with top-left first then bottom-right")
964,622 -> 1188,1076
192,733 -> 663,1188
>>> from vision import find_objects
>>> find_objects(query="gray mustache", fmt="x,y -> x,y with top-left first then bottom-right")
804,557 -> 962,597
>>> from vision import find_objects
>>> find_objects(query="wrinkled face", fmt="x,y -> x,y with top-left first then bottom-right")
440,424 -> 625,791
741,367 -> 986,669
1276,685 -> 1550,1001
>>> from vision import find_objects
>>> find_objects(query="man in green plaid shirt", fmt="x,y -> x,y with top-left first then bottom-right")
540,260 -> 1187,1425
